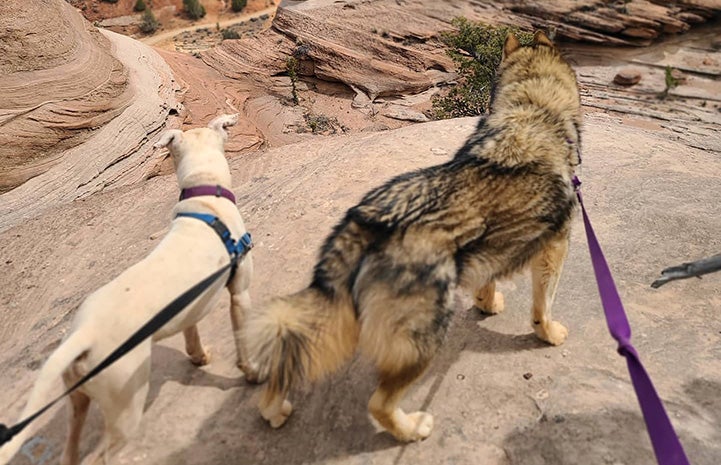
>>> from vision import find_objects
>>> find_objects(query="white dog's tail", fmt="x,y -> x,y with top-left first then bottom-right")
0,328 -> 93,464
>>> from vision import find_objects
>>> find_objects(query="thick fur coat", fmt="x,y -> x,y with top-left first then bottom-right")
245,31 -> 582,441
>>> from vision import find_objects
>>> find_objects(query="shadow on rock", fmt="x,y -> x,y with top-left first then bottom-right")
161,358 -> 401,465
158,306 -> 552,465
502,384 -> 721,465
7,343 -> 240,465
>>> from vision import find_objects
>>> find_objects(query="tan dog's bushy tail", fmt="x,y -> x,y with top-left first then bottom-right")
0,329 -> 92,464
245,286 -> 358,427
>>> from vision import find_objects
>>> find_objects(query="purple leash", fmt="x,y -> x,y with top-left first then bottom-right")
573,176 -> 689,465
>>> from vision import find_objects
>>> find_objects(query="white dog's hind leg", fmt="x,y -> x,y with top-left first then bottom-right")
81,381 -> 148,465
59,389 -> 90,465
183,325 -> 211,366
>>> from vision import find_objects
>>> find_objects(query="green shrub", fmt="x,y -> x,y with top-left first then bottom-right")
231,0 -> 247,12
432,18 -> 533,119
139,9 -> 160,34
660,65 -> 680,99
286,56 -> 299,105
304,113 -> 338,134
183,0 -> 206,20
221,28 -> 240,40
134,0 -> 146,12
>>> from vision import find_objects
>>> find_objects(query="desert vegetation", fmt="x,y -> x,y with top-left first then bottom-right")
432,18 -> 533,119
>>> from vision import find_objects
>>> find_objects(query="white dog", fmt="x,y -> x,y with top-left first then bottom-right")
0,114 -> 256,465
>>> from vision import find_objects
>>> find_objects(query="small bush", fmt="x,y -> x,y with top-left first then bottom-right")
183,0 -> 206,20
221,28 -> 240,40
303,113 -> 339,135
139,9 -> 160,34
659,65 -> 681,99
231,0 -> 247,12
432,18 -> 533,119
134,0 -> 146,12
286,56 -> 299,105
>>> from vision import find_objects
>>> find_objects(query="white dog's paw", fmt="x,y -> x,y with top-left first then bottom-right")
239,361 -> 267,384
189,347 -> 212,366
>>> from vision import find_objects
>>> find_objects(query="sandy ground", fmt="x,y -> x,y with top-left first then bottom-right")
1,110 -> 720,464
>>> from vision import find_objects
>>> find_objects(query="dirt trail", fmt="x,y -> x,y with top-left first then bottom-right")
141,6 -> 276,48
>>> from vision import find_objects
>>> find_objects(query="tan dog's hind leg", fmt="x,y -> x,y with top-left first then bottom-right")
60,390 -> 90,465
531,234 -> 570,345
259,390 -> 293,429
229,289 -> 261,382
183,325 -> 211,366
368,366 -> 434,442
474,280 -> 505,314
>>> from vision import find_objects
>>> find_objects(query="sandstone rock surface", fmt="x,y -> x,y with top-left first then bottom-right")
0,0 -> 180,232
0,0 -> 132,194
1,116 -> 720,465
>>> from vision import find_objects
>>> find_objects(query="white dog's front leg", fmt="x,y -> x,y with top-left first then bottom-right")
183,325 -> 211,366
229,289 -> 263,383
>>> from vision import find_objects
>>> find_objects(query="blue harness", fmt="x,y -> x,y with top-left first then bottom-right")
175,212 -> 253,277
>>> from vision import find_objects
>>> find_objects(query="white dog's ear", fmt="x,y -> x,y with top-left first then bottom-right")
208,114 -> 239,139
154,129 -> 183,149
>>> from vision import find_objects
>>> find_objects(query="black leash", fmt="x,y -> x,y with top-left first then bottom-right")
0,260 -> 236,447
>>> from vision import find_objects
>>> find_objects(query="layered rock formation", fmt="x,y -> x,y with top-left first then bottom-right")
204,0 -> 721,103
0,0 -> 132,193
0,0 -> 180,232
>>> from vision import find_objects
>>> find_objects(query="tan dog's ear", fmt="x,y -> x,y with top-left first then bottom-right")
533,30 -> 554,47
154,129 -> 183,149
208,114 -> 239,140
503,34 -> 521,60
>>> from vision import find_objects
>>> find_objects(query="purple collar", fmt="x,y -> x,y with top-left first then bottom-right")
179,185 -> 236,204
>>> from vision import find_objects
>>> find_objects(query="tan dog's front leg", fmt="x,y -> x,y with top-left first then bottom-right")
530,234 -> 570,345
183,325 -> 211,366
474,280 -> 505,314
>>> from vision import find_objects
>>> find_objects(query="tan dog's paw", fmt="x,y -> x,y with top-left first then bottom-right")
189,347 -> 212,366
389,411 -> 434,442
261,400 -> 293,428
534,321 -> 568,346
405,411 -> 434,441
475,291 -> 505,315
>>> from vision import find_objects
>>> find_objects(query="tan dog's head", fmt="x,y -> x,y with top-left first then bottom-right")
497,31 -> 581,152
154,114 -> 238,188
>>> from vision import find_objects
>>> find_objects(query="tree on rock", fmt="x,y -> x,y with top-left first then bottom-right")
139,9 -> 160,34
134,0 -> 146,12
183,0 -> 206,20
231,0 -> 247,12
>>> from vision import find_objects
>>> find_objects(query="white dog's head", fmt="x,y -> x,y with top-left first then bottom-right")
154,114 -> 238,187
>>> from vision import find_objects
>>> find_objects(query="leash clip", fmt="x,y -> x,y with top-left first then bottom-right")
572,175 -> 581,192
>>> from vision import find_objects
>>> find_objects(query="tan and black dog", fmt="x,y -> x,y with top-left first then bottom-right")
245,31 -> 582,441
0,115 -> 257,465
